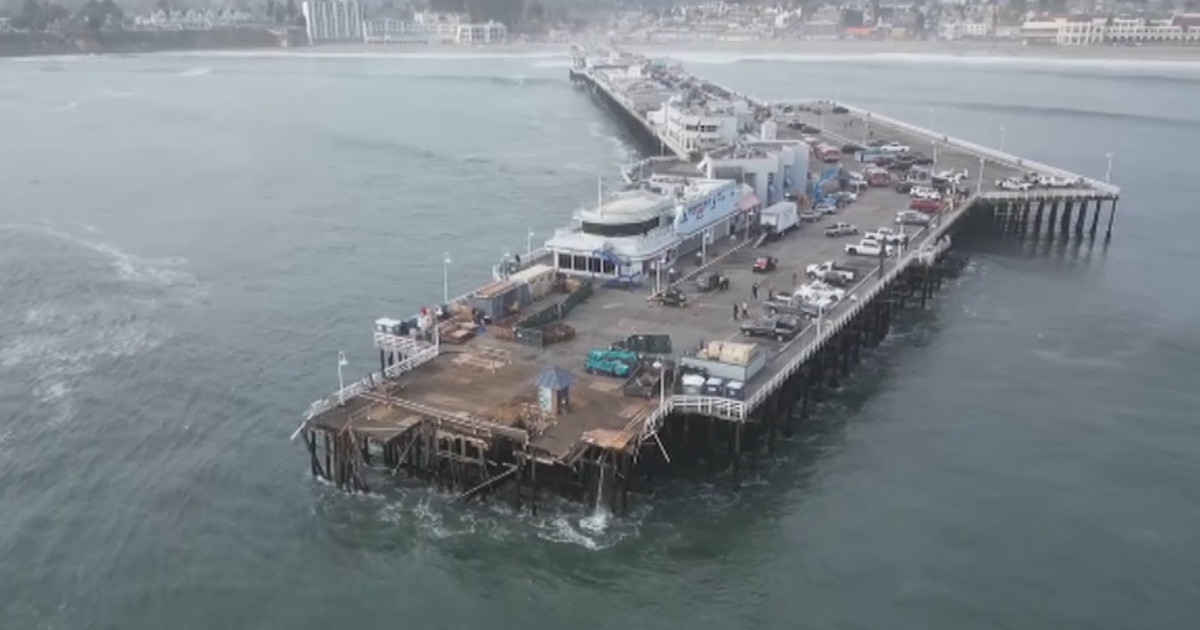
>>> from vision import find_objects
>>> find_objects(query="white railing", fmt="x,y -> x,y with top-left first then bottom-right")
303,333 -> 442,422
580,67 -> 690,159
669,395 -> 747,420
836,103 -> 1121,197
981,189 -> 1115,201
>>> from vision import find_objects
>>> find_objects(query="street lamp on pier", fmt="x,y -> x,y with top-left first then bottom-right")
999,126 -> 1006,152
337,351 -> 348,406
526,228 -> 535,260
442,252 -> 452,304
1104,151 -> 1115,183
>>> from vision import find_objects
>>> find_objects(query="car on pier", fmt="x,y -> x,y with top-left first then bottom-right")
1037,175 -> 1078,188
823,222 -> 859,238
910,186 -> 941,200
865,227 -> 911,246
934,169 -> 969,185
845,239 -> 894,257
740,315 -> 803,342
996,177 -> 1034,191
831,105 -> 849,114
876,141 -> 910,153
806,260 -> 857,283
896,210 -> 933,226
910,197 -> 943,213
753,256 -> 779,273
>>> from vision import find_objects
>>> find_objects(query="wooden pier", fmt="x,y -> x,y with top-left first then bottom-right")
294,58 -> 1120,514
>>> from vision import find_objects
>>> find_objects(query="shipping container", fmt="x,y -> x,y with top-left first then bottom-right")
680,349 -> 767,383
509,264 -> 557,300
471,280 -> 519,321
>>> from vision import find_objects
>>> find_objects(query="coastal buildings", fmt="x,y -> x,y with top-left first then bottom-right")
130,8 -> 264,30
360,12 -> 507,45
300,0 -> 363,43
1020,15 -> 1200,45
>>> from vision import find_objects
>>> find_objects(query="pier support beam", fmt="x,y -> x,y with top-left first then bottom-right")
1106,198 -> 1118,244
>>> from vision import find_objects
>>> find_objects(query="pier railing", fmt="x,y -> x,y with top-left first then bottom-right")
303,334 -> 439,422
835,103 -> 1119,197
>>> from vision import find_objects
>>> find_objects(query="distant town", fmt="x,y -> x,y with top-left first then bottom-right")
1,0 -> 1199,54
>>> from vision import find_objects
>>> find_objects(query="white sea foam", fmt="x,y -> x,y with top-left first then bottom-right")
0,223 -> 203,432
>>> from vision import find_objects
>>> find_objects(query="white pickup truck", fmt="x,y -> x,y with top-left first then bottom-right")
1037,175 -> 1075,188
845,239 -> 894,257
876,141 -> 910,153
996,177 -> 1033,191
805,260 -> 857,282
864,227 -> 910,245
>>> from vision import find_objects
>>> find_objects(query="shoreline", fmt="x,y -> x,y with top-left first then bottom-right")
9,37 -> 1200,63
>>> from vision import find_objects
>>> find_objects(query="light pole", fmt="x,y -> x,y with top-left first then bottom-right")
526,228 -> 535,260
652,360 -> 666,409
1104,151 -> 1114,183
442,252 -> 452,304
976,156 -> 986,195
337,351 -> 348,406
927,107 -> 935,130
999,126 -> 1006,152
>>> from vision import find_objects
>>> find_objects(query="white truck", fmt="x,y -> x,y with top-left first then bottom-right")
845,239 -> 894,257
1037,174 -> 1074,188
864,227 -> 910,245
759,201 -> 799,236
806,260 -> 857,283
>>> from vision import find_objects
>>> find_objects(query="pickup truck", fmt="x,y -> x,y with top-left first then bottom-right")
1037,175 -> 1076,188
845,239 -> 894,257
740,316 -> 803,342
823,222 -> 859,238
806,260 -> 856,282
864,227 -> 910,246
996,177 -> 1033,191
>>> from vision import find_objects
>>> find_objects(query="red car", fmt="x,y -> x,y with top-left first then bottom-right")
909,197 -> 942,213
753,256 -> 778,273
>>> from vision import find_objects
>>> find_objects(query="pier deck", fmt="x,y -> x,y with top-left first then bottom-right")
298,50 -> 1122,505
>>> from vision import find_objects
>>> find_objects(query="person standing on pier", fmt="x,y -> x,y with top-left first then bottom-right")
751,281 -> 759,300
733,302 -> 739,320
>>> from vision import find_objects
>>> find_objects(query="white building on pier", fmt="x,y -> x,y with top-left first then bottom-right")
544,175 -> 746,282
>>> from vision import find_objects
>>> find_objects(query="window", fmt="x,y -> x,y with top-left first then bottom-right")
581,217 -> 659,237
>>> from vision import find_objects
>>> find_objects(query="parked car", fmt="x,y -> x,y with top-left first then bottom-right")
934,169 -> 969,184
910,197 -> 943,213
799,210 -> 823,222
865,227 -> 911,246
1037,175 -> 1075,188
806,260 -> 857,283
831,105 -> 849,114
894,181 -> 915,194
814,200 -> 839,215
841,142 -> 865,153
656,287 -> 688,307
752,256 -> 778,273
895,210 -> 933,226
997,177 -> 1033,191
910,186 -> 941,200
740,316 -> 803,342
795,281 -> 847,304
823,222 -> 859,237
877,141 -> 910,153
845,239 -> 894,257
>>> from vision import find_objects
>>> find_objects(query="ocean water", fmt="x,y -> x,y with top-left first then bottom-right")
2,50 -> 1200,629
